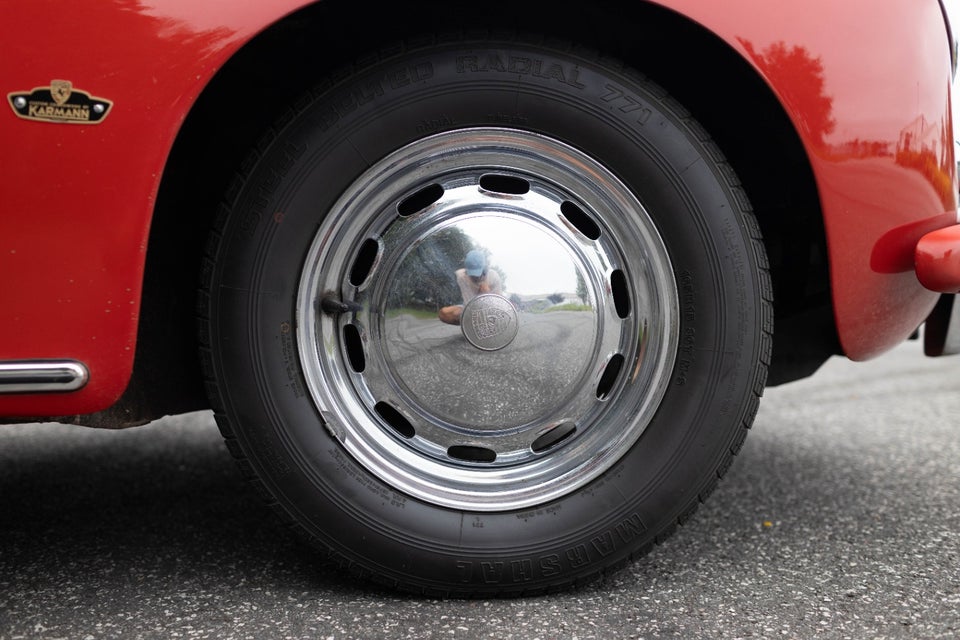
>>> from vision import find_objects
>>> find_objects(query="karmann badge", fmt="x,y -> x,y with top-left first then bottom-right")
7,80 -> 112,124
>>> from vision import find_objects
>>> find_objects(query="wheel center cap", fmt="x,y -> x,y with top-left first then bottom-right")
460,294 -> 519,351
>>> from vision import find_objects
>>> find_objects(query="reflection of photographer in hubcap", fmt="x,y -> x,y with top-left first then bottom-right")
438,249 -> 503,325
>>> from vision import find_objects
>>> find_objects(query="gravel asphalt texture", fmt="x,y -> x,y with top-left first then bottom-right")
1,338 -> 958,639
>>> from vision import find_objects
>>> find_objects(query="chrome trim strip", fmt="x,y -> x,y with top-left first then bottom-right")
0,360 -> 89,393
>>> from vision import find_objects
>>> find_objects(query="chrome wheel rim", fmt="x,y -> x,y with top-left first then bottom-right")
297,128 -> 678,511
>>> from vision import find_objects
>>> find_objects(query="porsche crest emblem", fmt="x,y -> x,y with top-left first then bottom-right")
7,79 -> 112,124
50,79 -> 72,105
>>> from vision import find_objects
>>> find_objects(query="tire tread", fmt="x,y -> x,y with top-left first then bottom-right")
196,31 -> 773,598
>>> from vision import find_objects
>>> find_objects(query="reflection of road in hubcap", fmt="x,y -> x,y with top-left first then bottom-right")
461,294 -> 519,351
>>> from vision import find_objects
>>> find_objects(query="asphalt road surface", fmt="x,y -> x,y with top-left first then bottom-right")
1,338 -> 958,639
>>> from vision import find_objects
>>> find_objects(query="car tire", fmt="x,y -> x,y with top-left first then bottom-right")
200,34 -> 772,596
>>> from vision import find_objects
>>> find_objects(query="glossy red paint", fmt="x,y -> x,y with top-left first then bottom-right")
657,0 -> 958,360
0,0 -> 956,416
0,0 -> 312,416
916,223 -> 960,292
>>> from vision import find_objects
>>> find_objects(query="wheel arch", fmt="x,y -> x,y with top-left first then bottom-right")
112,0 -> 832,427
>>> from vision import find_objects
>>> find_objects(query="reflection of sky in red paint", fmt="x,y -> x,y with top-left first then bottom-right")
746,3 -> 949,146
137,0 -> 304,34
949,0 -> 960,132
662,0 -> 953,147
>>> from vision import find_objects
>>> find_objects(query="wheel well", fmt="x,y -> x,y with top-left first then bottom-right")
106,0 -> 835,426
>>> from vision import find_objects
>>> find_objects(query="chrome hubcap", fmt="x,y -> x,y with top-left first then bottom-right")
297,128 -> 678,511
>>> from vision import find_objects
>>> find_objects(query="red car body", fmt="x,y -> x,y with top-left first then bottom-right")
5,0 -> 960,597
1,1 -> 957,415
